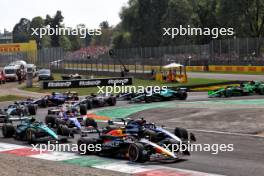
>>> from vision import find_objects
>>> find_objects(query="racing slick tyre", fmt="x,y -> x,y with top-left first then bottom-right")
27,105 -> 37,115
77,137 -> 98,155
174,127 -> 188,141
39,99 -> 48,108
259,88 -> 264,95
107,97 -> 116,106
224,90 -> 232,97
56,118 -> 66,127
2,123 -> 15,138
145,96 -> 152,103
26,128 -> 36,144
178,91 -> 188,100
128,142 -> 149,163
80,104 -> 87,115
86,100 -> 93,110
85,118 -> 98,128
45,115 -> 58,127
57,125 -> 71,136
65,119 -> 76,128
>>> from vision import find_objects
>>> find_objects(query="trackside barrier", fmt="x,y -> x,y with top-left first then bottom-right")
63,63 -> 264,73
208,65 -> 264,72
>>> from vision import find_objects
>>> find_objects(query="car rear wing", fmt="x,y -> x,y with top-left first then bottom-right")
107,118 -> 127,125
8,116 -> 30,122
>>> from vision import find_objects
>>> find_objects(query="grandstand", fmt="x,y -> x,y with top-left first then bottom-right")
65,46 -> 109,60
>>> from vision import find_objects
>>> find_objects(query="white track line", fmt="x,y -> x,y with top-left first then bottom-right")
165,127 -> 264,138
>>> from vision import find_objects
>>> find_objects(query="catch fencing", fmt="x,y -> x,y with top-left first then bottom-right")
0,37 -> 264,74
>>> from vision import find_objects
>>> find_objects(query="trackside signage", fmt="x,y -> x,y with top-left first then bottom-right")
42,77 -> 133,89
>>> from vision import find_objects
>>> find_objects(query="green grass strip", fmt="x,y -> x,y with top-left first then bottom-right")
0,95 -> 28,102
62,156 -> 114,167
95,102 -> 174,119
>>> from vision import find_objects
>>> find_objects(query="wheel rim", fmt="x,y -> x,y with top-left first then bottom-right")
27,130 -> 32,141
129,145 -> 139,161
2,126 -> 6,137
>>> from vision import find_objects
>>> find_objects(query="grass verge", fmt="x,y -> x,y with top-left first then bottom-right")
20,74 -> 229,96
0,95 -> 28,102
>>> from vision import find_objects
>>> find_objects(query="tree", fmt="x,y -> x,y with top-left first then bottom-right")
190,0 -> 220,43
219,0 -> 264,38
92,21 -> 113,46
119,0 -> 169,47
112,32 -> 131,48
161,0 -> 193,45
30,16 -> 45,48
59,36 -> 72,50
100,21 -> 110,29
68,32 -> 84,50
45,10 -> 64,47
13,18 -> 31,43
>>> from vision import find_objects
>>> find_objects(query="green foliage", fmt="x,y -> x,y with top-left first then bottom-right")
68,34 -> 84,51
12,11 -> 88,50
161,0 -> 193,45
45,11 -> 64,47
13,18 -> 31,43
11,1 -> 264,50
59,36 -> 72,51
99,21 -> 110,29
30,16 -> 45,48
113,0 -> 264,48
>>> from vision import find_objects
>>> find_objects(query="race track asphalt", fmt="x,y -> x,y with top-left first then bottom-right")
164,131 -> 264,176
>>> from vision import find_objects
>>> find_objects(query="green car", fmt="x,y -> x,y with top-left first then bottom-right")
208,81 -> 264,98
2,117 -> 66,143
131,88 -> 188,103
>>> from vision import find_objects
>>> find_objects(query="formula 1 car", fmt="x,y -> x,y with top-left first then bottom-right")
79,94 -> 117,110
45,98 -> 89,126
0,110 -> 9,123
45,105 -> 92,136
4,101 -> 37,116
2,118 -> 64,143
61,73 -> 82,80
77,118 -> 195,163
35,92 -> 79,108
127,88 -> 187,103
208,81 -> 264,98
45,108 -> 82,128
